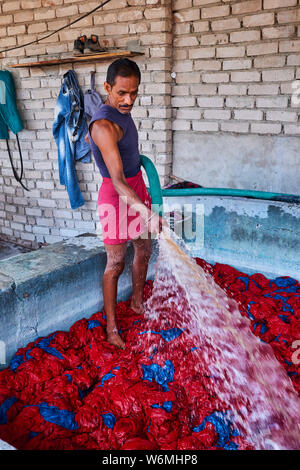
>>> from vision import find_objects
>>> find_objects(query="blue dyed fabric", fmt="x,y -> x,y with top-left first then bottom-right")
9,333 -> 64,372
0,397 -> 17,424
101,413 -> 116,429
99,366 -> 120,387
139,328 -> 183,343
279,314 -> 291,324
36,335 -> 65,361
265,293 -> 295,315
193,411 -> 239,449
152,401 -> 173,413
237,276 -> 261,291
88,320 -> 101,330
36,402 -> 79,431
149,346 -> 158,360
141,360 -> 174,391
271,277 -> 298,288
9,354 -> 25,373
253,322 -> 268,335
100,373 -> 115,387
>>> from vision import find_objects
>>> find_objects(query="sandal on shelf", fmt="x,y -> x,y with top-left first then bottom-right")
85,35 -> 106,54
73,35 -> 87,55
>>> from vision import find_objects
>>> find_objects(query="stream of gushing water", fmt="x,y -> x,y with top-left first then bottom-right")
144,227 -> 300,450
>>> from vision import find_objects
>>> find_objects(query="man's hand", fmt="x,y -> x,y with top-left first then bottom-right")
85,132 -> 89,144
147,211 -> 169,237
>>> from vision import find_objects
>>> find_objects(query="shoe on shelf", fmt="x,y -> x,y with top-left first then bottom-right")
85,35 -> 106,54
73,35 -> 87,55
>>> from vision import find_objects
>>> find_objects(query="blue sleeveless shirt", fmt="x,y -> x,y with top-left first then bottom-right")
88,104 -> 141,178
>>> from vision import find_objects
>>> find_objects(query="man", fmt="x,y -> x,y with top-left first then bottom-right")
88,58 -> 166,350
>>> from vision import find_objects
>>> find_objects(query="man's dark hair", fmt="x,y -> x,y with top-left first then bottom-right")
106,58 -> 141,87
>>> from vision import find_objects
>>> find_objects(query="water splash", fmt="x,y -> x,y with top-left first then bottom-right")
145,227 -> 300,450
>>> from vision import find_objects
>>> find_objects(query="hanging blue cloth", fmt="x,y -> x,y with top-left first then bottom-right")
53,70 -> 91,209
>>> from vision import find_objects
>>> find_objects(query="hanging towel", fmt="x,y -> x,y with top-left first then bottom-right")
0,70 -> 29,191
53,70 -> 91,210
0,70 -> 23,139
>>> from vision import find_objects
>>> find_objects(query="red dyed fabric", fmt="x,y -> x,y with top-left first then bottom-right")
0,259 -> 299,450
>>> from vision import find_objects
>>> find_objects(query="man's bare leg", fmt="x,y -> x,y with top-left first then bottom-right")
103,242 -> 127,349
130,235 -> 152,314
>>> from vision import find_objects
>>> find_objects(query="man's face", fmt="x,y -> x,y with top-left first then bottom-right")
104,74 -> 139,114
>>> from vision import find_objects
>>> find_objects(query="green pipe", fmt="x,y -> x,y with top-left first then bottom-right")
161,187 -> 300,204
140,154 -> 300,208
140,154 -> 164,216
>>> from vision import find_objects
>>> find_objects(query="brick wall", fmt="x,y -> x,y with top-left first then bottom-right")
171,0 -> 300,192
0,0 -> 172,247
0,0 -> 299,248
172,0 -> 300,137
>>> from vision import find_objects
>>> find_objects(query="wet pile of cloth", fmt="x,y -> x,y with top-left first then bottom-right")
0,259 -> 299,450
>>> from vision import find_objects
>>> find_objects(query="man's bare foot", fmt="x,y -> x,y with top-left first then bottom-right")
107,328 -> 126,350
129,301 -> 144,315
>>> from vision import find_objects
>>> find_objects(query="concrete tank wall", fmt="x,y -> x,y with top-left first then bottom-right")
163,195 -> 300,282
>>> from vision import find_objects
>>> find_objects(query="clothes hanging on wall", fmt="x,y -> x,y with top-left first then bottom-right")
53,70 -> 91,210
0,70 -> 23,139
84,71 -> 102,120
0,70 -> 28,191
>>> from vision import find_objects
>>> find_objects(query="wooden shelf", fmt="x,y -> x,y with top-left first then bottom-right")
8,50 -> 143,68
